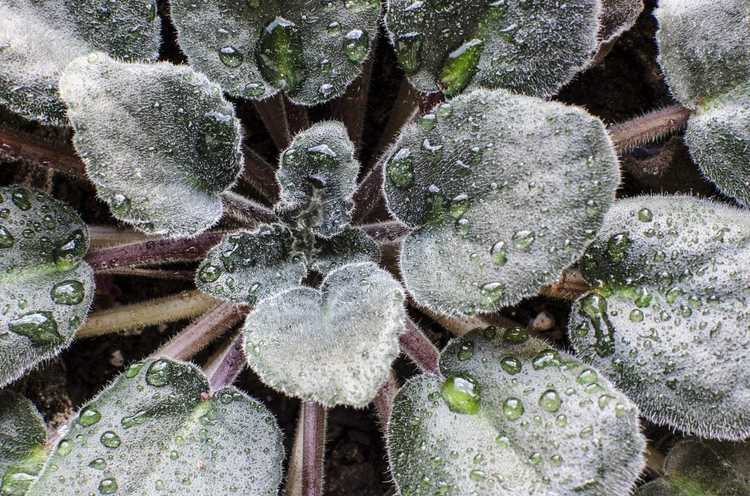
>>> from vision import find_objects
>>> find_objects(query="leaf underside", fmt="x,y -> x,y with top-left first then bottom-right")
0,186 -> 95,388
0,391 -> 47,496
0,0 -> 160,124
388,328 -> 645,496
385,0 -> 600,98
569,195 -> 750,440
384,88 -> 620,316
243,262 -> 405,408
59,52 -> 244,239
170,0 -> 380,105
28,358 -> 284,496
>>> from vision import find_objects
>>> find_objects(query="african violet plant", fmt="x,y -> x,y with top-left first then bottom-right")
0,0 -> 749,495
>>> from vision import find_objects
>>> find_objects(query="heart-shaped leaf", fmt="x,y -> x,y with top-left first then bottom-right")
384,0 -> 600,98
685,82 -> 750,207
0,391 -> 47,496
384,89 -> 620,316
655,0 -> 750,108
59,52 -> 244,238
196,224 -> 307,305
0,186 -> 95,388
28,358 -> 284,496
169,0 -> 380,105
0,0 -> 160,124
276,121 -> 360,237
569,195 -> 750,440
388,328 -> 645,495
243,262 -> 406,408
637,440 -> 750,496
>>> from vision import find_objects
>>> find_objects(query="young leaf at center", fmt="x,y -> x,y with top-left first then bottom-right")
388,328 -> 645,495
569,195 -> 750,440
27,358 -> 284,496
243,262 -> 406,408
0,186 -> 95,388
383,89 -> 620,317
59,52 -> 244,239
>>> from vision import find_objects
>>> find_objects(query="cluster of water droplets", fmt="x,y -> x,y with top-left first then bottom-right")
170,0 -> 380,104
388,328 -> 645,495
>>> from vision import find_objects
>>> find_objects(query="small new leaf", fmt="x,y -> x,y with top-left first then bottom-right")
569,195 -> 750,440
0,0 -> 160,124
384,89 -> 620,316
388,329 -> 645,495
685,82 -> 750,207
28,358 -> 284,496
243,262 -> 406,408
196,224 -> 307,305
0,186 -> 95,388
637,440 -> 750,495
170,0 -> 380,105
655,0 -> 750,108
385,0 -> 600,97
0,391 -> 47,496
59,52 -> 244,238
309,227 -> 380,275
276,121 -> 360,237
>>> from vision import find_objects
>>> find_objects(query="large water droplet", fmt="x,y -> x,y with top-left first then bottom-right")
79,406 -> 102,427
539,389 -> 562,413
100,431 -> 121,449
386,148 -> 414,189
0,225 -> 14,249
98,477 -> 118,494
146,359 -> 172,387
198,263 -> 223,283
637,207 -> 653,222
490,240 -> 507,266
343,29 -> 369,64
11,189 -> 31,210
396,32 -> 423,73
54,230 -> 85,270
500,356 -> 522,375
512,230 -> 535,251
441,374 -> 480,415
218,45 -> 243,67
9,312 -> 61,344
439,38 -> 483,98
502,397 -> 524,420
51,280 -> 85,305
256,17 -> 305,93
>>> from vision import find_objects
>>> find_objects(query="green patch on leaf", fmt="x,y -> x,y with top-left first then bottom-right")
0,0 -> 160,124
385,0 -> 600,97
243,263 -> 405,408
384,89 -> 620,316
0,187 -> 94,387
388,329 -> 645,495
170,0 -> 380,105
569,195 -> 750,440
59,53 -> 244,238
27,358 -> 284,496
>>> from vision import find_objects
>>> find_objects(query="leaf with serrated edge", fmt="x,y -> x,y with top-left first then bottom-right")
27,358 -> 284,496
685,82 -> 750,207
196,224 -> 307,305
385,0 -> 600,98
170,0 -> 380,105
655,0 -> 750,108
569,195 -> 750,440
243,262 -> 405,408
0,186 -> 95,388
388,328 -> 645,496
276,121 -> 360,237
309,227 -> 380,275
600,0 -> 644,45
0,0 -> 160,124
637,440 -> 750,495
59,52 -> 244,239
0,391 -> 47,496
384,89 -> 620,317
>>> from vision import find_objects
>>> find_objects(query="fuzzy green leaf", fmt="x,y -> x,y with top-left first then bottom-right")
388,328 -> 645,496
27,358 -> 284,496
0,391 -> 47,496
655,0 -> 750,108
196,224 -> 307,305
637,440 -> 750,496
383,89 -> 620,316
0,0 -> 160,124
276,121 -> 360,237
170,0 -> 380,105
59,52 -> 244,239
569,195 -> 750,440
685,82 -> 750,207
0,186 -> 95,388
243,262 -> 405,408
385,0 -> 600,98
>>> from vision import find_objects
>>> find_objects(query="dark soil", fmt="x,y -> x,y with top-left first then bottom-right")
0,0 -> 720,493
